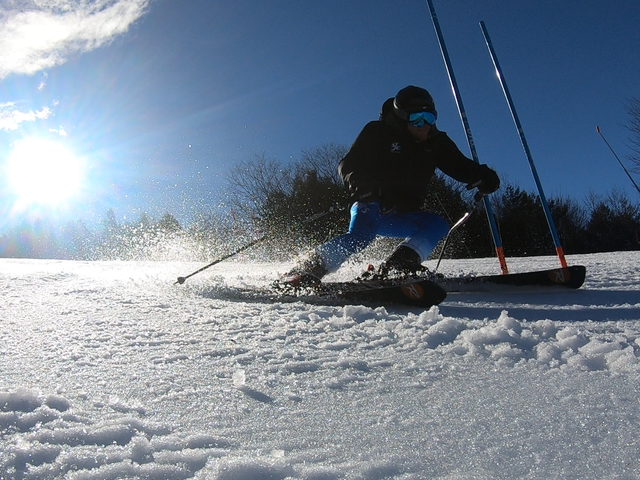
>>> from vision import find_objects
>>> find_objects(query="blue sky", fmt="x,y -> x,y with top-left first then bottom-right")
1,0 -> 639,231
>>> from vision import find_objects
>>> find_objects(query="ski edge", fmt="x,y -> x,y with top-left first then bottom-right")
439,265 -> 586,292
267,277 -> 447,308
326,277 -> 447,308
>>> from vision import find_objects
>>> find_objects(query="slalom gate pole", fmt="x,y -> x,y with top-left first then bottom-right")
425,0 -> 509,274
596,126 -> 640,196
480,21 -> 568,268
175,207 -> 336,285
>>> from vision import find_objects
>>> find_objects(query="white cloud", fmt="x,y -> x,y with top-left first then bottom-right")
49,126 -> 68,136
38,72 -> 49,90
0,102 -> 53,131
0,0 -> 151,79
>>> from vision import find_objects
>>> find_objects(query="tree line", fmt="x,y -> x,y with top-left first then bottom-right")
2,97 -> 640,262
222,145 -> 640,261
0,209 -> 239,262
2,142 -> 639,262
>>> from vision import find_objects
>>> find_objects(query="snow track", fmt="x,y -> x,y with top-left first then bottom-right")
1,252 -> 639,479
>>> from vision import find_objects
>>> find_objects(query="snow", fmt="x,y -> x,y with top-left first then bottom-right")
1,251 -> 639,479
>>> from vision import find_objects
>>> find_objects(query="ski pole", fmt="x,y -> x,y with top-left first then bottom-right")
175,235 -> 266,285
175,206 -> 338,284
596,126 -> 640,195
434,192 -> 484,273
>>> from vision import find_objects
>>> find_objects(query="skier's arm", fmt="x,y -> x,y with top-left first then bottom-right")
338,122 -> 385,200
432,133 -> 500,194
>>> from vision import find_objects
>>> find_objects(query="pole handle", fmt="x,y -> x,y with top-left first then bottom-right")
434,193 -> 484,272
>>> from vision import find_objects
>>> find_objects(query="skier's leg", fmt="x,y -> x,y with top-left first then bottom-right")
378,211 -> 450,263
313,202 -> 382,272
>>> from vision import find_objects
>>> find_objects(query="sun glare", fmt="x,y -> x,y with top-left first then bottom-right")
7,138 -> 84,205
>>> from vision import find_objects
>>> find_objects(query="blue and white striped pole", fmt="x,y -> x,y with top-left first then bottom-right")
425,0 -> 509,274
480,21 -> 568,268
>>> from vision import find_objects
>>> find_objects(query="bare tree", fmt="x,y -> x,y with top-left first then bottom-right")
626,97 -> 640,173
226,152 -> 294,219
224,144 -> 350,253
298,142 -> 347,186
585,188 -> 640,251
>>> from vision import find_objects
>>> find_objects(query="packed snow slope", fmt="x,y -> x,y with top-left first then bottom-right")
1,252 -> 639,479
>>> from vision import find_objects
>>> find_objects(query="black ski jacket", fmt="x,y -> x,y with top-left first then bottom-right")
338,98 -> 495,212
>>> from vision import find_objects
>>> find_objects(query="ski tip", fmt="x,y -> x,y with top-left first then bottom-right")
398,278 -> 447,307
566,265 -> 586,289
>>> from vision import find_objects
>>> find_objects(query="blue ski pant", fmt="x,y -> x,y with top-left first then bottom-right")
315,201 -> 450,273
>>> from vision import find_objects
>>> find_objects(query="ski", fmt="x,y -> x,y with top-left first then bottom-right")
211,265 -> 585,307
255,276 -> 448,308
317,277 -> 447,308
439,265 -> 586,292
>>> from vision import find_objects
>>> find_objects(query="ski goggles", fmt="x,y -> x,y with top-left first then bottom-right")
408,111 -> 437,127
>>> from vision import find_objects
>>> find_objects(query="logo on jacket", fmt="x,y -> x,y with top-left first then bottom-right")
390,142 -> 401,153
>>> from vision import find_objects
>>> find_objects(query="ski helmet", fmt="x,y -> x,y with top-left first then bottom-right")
393,85 -> 437,122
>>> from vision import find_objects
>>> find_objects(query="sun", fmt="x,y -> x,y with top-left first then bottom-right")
7,138 -> 84,205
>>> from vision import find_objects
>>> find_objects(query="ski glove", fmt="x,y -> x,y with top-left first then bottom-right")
468,164 -> 500,195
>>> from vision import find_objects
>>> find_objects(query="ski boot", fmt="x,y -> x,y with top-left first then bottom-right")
278,253 -> 328,291
383,246 -> 425,275
360,246 -> 427,281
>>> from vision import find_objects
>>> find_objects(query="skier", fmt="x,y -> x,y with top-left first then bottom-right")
284,85 -> 500,286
